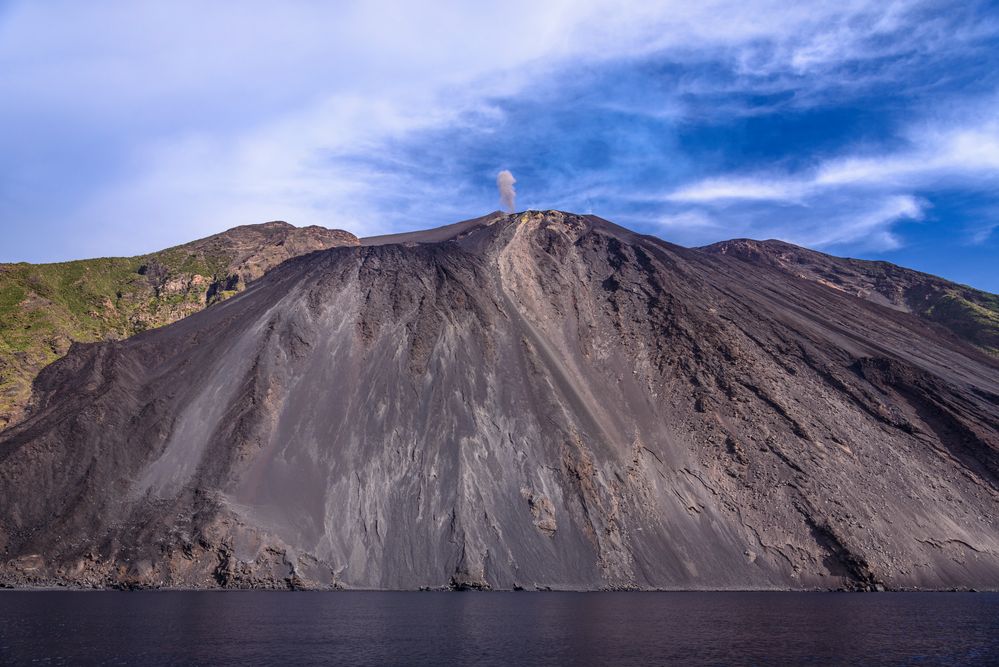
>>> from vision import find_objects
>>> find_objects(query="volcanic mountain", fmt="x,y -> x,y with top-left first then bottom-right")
1,211 -> 997,591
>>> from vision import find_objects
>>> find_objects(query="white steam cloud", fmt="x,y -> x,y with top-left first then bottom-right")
497,170 -> 516,211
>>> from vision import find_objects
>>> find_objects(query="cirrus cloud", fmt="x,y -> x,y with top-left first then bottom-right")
0,1 -> 997,291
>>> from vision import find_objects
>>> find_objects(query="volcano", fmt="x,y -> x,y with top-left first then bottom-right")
1,210 -> 997,590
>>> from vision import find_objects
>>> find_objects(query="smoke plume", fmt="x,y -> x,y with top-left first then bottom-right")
496,170 -> 516,212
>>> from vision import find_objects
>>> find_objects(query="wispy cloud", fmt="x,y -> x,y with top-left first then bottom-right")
0,0 -> 997,292
807,195 -> 926,249
669,115 -> 999,202
666,178 -> 807,204
656,110 -> 998,250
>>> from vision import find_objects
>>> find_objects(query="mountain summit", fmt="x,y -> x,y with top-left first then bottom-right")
1,210 -> 996,590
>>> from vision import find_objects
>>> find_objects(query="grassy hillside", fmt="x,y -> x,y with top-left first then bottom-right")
0,222 -> 357,428
914,289 -> 999,356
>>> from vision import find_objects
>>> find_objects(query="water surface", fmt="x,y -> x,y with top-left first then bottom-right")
1,591 -> 996,665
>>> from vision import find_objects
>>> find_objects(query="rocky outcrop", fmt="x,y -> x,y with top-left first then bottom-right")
0,211 -> 996,590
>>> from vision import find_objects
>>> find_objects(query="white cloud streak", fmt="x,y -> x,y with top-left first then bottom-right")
0,0 -> 995,257
669,117 -> 999,204
655,112 -> 998,250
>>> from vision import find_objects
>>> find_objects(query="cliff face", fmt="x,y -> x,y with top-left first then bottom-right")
1,211 -> 996,591
0,222 -> 359,429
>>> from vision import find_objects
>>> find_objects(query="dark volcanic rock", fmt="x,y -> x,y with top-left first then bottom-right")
702,238 -> 999,356
1,211 -> 997,591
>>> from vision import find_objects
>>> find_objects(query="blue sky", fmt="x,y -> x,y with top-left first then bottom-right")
1,1 -> 998,291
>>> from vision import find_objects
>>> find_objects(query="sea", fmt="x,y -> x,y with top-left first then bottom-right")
1,591 -> 996,665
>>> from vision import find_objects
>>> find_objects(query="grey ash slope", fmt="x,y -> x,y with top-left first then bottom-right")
1,211 -> 997,590
703,238 -> 999,356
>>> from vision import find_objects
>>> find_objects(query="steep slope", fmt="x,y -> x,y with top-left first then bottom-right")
0,211 -> 997,591
702,239 -> 999,356
0,222 -> 358,428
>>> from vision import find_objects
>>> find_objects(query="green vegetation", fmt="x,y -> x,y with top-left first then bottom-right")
0,221 -> 354,429
0,245 -> 238,428
920,290 -> 999,356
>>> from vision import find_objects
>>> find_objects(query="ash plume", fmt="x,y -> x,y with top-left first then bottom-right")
496,170 -> 516,212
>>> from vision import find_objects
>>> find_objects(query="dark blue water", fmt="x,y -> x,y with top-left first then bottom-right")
1,591 -> 996,665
